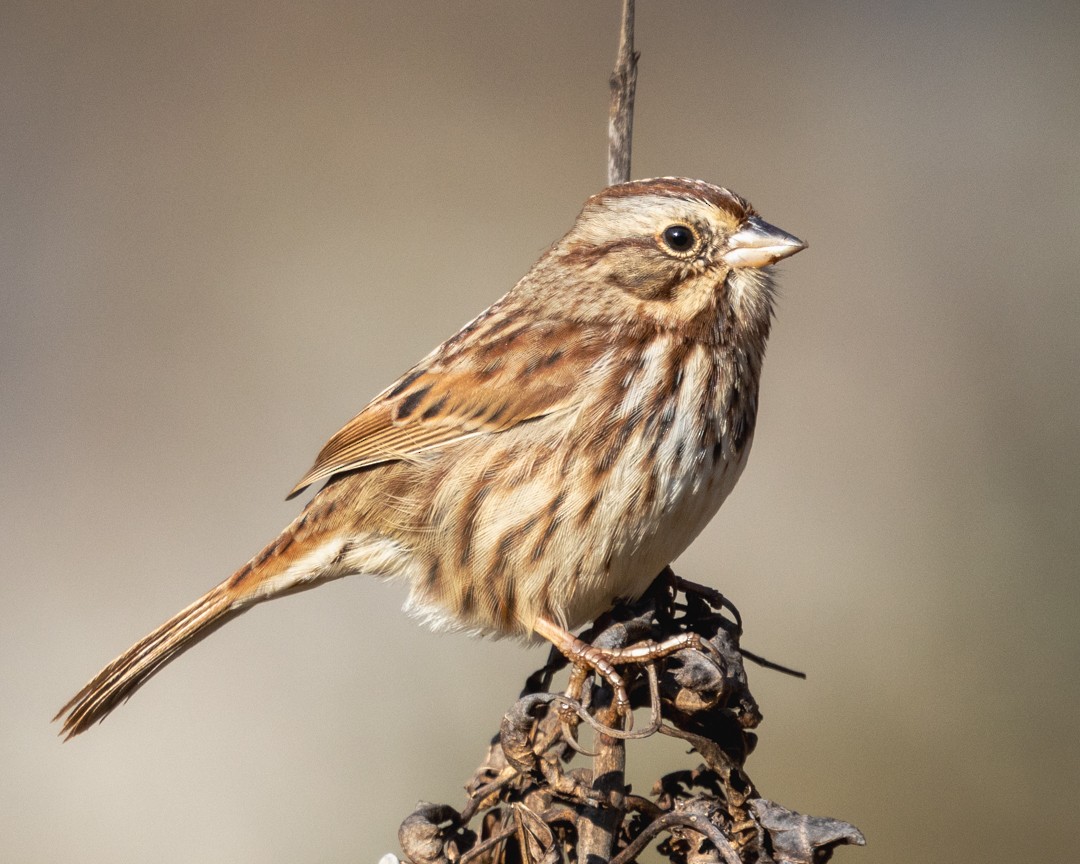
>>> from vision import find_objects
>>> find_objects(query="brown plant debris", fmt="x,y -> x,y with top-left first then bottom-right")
397,569 -> 864,864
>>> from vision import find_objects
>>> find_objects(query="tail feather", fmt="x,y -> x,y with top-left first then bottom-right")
54,584 -> 240,739
55,514 -> 376,738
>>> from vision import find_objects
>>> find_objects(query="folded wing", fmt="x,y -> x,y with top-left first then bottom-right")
289,314 -> 607,497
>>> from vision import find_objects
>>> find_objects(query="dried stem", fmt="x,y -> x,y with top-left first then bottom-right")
608,0 -> 638,185
575,666 -> 627,861
609,807 -> 742,864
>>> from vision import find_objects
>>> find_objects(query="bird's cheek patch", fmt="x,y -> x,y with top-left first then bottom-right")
603,256 -> 683,301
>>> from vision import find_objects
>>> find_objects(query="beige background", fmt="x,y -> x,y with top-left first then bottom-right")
3,2 -> 1078,862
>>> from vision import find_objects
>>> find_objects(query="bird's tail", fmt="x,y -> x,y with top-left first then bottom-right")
55,516 -> 338,739
54,582 -> 240,739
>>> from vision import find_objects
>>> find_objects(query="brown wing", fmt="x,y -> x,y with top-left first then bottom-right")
288,311 -> 607,498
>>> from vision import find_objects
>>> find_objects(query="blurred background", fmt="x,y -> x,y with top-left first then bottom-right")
2,2 -> 1077,862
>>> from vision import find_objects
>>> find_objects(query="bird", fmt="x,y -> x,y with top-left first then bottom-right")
56,177 -> 805,738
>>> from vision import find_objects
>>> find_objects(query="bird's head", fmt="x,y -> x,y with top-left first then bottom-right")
537,177 -> 806,343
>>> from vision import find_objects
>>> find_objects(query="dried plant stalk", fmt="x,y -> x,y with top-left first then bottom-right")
608,0 -> 638,185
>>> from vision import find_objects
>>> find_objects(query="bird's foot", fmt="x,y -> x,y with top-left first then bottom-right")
534,616 -> 711,733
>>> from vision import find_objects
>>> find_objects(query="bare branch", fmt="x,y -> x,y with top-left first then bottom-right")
608,0 -> 638,185
575,647 -> 628,861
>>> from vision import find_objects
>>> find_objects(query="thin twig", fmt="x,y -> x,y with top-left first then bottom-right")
459,769 -> 520,824
608,809 -> 742,864
458,824 -> 516,864
608,0 -> 638,185
739,647 -> 807,679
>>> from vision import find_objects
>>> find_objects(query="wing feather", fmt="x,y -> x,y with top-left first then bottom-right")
288,315 -> 606,498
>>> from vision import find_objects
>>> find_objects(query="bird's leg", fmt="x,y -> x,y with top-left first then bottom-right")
534,617 -> 633,715
533,617 -> 712,718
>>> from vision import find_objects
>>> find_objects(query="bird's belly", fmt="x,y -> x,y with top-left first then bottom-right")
400,441 -> 748,637
559,427 -> 753,631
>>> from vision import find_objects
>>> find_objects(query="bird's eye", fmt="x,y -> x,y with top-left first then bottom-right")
660,224 -> 697,254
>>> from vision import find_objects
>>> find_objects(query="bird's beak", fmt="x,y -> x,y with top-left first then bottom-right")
722,216 -> 807,269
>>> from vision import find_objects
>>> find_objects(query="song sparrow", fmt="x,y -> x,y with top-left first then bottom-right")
56,177 -> 805,738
